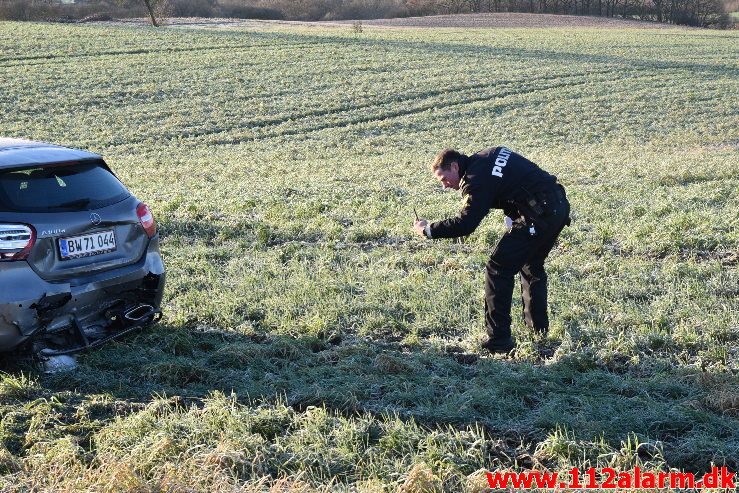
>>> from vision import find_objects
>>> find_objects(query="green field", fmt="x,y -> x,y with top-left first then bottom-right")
0,20 -> 737,491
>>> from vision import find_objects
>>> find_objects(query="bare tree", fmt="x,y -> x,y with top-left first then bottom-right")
112,0 -> 162,26
141,0 -> 158,25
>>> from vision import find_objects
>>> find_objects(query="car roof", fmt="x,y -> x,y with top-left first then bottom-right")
0,138 -> 102,170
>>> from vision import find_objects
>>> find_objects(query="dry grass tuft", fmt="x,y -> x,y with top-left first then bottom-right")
397,463 -> 442,493
703,390 -> 739,416
94,463 -> 151,493
465,468 -> 494,493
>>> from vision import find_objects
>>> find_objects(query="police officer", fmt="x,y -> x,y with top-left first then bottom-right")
413,147 -> 570,355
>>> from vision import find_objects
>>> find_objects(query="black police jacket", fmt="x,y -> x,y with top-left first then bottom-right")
429,147 -> 557,239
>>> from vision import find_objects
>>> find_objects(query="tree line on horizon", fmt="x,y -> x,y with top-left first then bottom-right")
411,0 -> 729,25
0,0 -> 733,27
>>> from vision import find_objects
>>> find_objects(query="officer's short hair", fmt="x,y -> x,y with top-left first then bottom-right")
431,148 -> 464,171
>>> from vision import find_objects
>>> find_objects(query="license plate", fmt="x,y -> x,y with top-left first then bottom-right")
59,229 -> 116,260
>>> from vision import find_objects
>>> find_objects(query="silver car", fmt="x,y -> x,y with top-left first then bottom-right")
0,138 -> 165,357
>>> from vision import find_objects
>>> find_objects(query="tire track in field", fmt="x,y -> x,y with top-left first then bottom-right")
111,66 -> 643,147
235,75 -> 637,143
224,68 -> 671,144
125,68 -> 654,147
94,68 -> 600,147
150,69 -> 617,138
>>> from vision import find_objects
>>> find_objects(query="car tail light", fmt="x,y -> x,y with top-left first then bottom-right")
136,203 -> 157,238
0,224 -> 36,261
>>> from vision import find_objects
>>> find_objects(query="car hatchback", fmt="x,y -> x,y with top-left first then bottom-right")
0,138 -> 165,357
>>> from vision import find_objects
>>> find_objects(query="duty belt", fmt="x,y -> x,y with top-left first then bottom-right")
512,182 -> 569,231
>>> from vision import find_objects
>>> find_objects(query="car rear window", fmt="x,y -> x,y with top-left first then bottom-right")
0,160 -> 130,212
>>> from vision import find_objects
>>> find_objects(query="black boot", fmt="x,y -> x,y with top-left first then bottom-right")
481,335 -> 516,355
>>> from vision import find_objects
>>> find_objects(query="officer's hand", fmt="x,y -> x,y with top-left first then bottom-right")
413,219 -> 428,237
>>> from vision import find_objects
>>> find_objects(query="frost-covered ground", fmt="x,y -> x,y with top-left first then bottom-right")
0,20 -> 737,492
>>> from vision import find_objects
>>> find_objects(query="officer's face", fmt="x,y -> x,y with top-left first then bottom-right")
433,162 -> 460,190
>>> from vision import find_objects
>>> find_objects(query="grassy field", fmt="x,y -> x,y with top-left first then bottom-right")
0,20 -> 737,492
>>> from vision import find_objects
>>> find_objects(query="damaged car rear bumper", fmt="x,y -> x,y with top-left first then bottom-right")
0,237 -> 165,353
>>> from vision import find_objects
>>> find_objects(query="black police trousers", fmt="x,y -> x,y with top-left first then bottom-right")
484,185 -> 570,342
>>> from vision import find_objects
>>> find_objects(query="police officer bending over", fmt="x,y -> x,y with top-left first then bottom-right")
413,147 -> 571,355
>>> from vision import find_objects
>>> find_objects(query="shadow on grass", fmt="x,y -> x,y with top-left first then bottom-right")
5,322 -> 732,473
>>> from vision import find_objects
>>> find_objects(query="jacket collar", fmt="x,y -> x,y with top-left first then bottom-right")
456,154 -> 470,179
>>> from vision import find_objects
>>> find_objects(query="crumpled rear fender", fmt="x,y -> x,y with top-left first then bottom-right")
0,243 -> 165,352
0,261 -> 70,349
